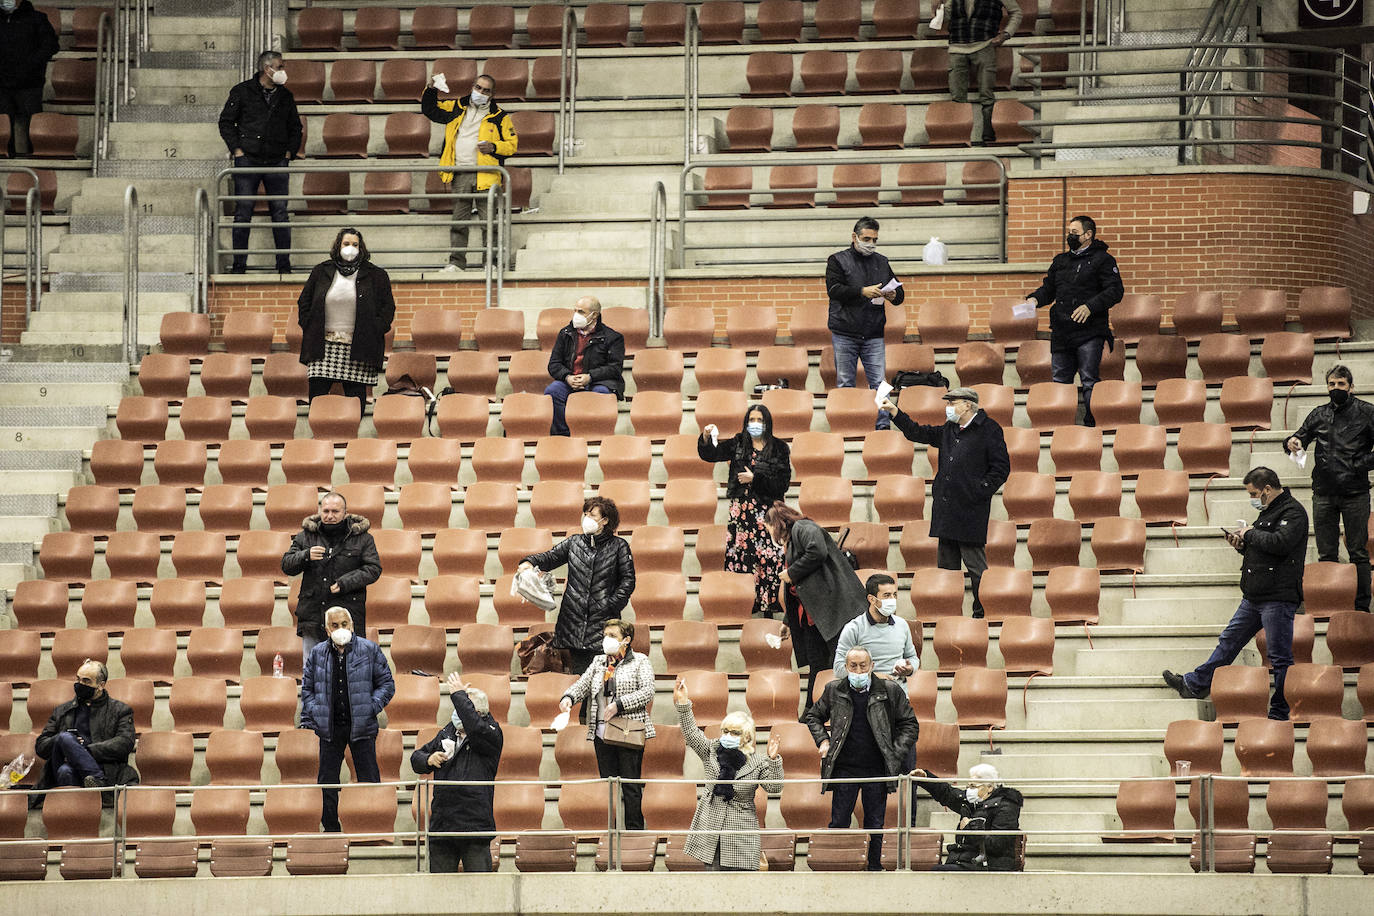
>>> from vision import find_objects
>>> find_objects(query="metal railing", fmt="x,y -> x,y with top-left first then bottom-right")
1180,0 -> 1258,163
676,155 -> 1007,269
210,163 -> 512,309
682,6 -> 701,166
123,184 -> 139,365
0,166 -> 43,320
240,0 -> 275,80
4,773 -> 1371,876
193,188 -> 212,314
92,0 -> 151,174
556,6 -> 580,176
647,181 -> 668,336
1017,41 -> 1373,188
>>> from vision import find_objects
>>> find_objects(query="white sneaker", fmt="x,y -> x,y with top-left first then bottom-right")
441,263 -> 461,273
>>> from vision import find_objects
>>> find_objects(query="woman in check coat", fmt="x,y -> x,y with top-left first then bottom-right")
674,677 -> 784,871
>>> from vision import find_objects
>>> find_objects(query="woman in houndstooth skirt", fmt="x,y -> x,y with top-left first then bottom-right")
296,226 -> 395,419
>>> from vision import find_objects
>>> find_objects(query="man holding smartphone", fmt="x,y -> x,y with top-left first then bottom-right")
1163,467 -> 1308,720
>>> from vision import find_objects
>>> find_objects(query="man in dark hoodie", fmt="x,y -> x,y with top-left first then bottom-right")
0,0 -> 59,156
913,763 -> 1024,871
1022,214 -> 1124,427
281,490 -> 381,656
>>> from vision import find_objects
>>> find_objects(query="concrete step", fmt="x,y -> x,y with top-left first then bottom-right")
49,233 -> 196,274
1023,696 -> 1202,730
129,68 -> 241,106
1118,595 -> 1249,627
0,382 -> 128,407
971,751 -> 1165,780
107,122 -> 224,162
1141,543 -> 1319,576
1052,103 -> 1180,164
516,244 -> 656,272
0,469 -> 80,491
146,16 -> 242,52
0,406 -> 107,452
70,177 -> 205,218
22,291 -> 189,314
1071,645 -> 1258,678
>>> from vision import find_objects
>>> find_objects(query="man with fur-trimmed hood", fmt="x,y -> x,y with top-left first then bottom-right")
282,490 -> 381,657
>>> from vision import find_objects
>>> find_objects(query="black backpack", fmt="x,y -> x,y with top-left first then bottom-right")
890,369 -> 949,393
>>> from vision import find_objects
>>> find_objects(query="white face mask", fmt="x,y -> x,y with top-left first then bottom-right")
339,245 -> 359,262
469,89 -> 490,107
854,239 -> 877,256
330,627 -> 352,647
966,787 -> 982,804
877,597 -> 897,617
571,312 -> 589,330
269,67 -> 288,86
581,515 -> 600,535
945,405 -> 959,423
602,635 -> 623,656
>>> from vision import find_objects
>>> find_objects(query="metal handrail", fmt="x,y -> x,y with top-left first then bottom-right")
92,10 -> 113,173
647,181 -> 667,336
193,188 -> 211,314
556,6 -> 579,175
682,6 -> 700,166
677,154 -> 1008,268
1181,0 -> 1257,164
0,166 -> 43,320
212,163 -> 512,309
240,0 -> 274,80
123,184 -> 139,365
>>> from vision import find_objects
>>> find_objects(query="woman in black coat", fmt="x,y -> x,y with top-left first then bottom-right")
296,226 -> 396,418
764,502 -> 866,711
518,495 -> 635,674
698,403 -> 792,616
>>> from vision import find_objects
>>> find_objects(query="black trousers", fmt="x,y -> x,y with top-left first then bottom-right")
1312,489 -> 1371,612
428,836 -> 492,872
828,766 -> 887,870
593,737 -> 645,831
937,538 -> 990,614
788,609 -> 838,714
317,731 -> 379,832
308,376 -> 369,420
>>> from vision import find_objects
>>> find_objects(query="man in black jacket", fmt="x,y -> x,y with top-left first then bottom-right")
913,763 -> 1024,871
1022,214 -> 1124,427
281,491 -> 382,655
884,386 -> 1010,618
0,0 -> 59,156
33,660 -> 138,802
1285,364 -> 1374,612
825,216 -> 904,430
543,295 -> 626,436
411,674 -> 503,872
804,646 -> 918,870
218,50 -> 303,274
1164,467 -> 1309,720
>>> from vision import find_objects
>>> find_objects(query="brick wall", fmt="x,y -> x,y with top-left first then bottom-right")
1,283 -> 27,345
200,170 -> 1372,343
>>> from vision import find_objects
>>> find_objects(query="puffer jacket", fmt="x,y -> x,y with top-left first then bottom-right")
803,676 -> 918,793
1027,238 -> 1124,352
281,514 -> 382,640
33,692 -> 138,795
1236,487 -> 1309,605
0,1 -> 59,91
410,690 -> 503,838
825,245 -> 905,341
301,636 -> 395,743
525,531 -> 635,652
697,431 -> 791,502
1290,395 -> 1374,496
914,779 -> 1025,871
420,88 -> 518,189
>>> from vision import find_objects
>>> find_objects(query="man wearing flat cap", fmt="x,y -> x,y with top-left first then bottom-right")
882,387 -> 1009,618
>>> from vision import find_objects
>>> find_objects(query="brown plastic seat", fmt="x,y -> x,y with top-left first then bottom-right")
820,388 -> 881,439
630,571 -> 688,624
698,165 -> 753,209
909,567 -> 964,623
933,616 -> 989,671
1045,425 -> 1099,477
294,6 -> 342,48
691,348 -> 747,393
755,0 -> 803,40
142,579 -> 203,632
454,4 -> 510,48
849,49 -> 901,94
1132,337 -> 1187,387
507,349 -> 552,395
384,624 -> 445,676
174,395 -> 232,442
518,672 -> 576,729
640,1 -> 687,44
977,567 -> 1033,622
346,6 -> 398,49
858,429 -> 911,479
256,353 -> 305,401
394,482 -> 453,532
582,2 -> 631,45
338,438 -> 396,488
1297,286 -> 1351,340
923,100 -> 973,147
958,159 -> 1003,205
1086,380 -> 1142,430
40,791 -> 103,846
319,113 -> 369,158
628,526 -> 687,575
916,301 -> 969,349
852,102 -> 904,149
1112,779 -> 1176,842
25,111 -> 79,158
565,391 -> 620,440
1067,471 -> 1122,522
597,479 -> 650,531
357,575 -> 410,631
63,484 -> 121,535
659,434 -> 711,482
185,627 -> 245,683
661,306 -> 714,353
38,530 -> 95,585
1219,376 -> 1273,430
201,729 -> 266,786
385,673 -> 440,732
1163,719 -> 1223,775
1001,471 -> 1056,523
463,437 -> 521,486
1211,664 -> 1271,724
744,51 -> 793,96
132,729 -> 195,786
1327,611 -> 1374,669
102,530 -> 161,584
196,353 -> 252,401
1108,294 -> 1162,344
251,627 -> 304,682
362,170 -> 413,213
768,164 -> 818,208
115,396 -> 170,443
698,0 -> 745,42
328,59 -> 377,103
1026,381 -> 1078,429
361,394 -> 423,442
225,531 -> 285,584
130,483 -> 190,534
796,476 -> 852,528
951,666 -> 1007,729
951,342 -> 1002,387
1195,332 -> 1250,383
1259,332 -> 1314,386
89,439 -> 145,490
1302,561 -> 1356,621
677,669 -> 729,725
1008,339 -> 1050,388
1234,718 -> 1295,776
790,431 -> 845,480
796,49 -> 846,96
440,352 -> 497,397
167,531 -> 226,584
1130,467 -> 1189,527
1027,518 -> 1082,571
1280,662 -> 1344,722
375,61 -> 427,105
263,730 -> 319,786
220,311 -> 274,356
431,528 -> 487,578
746,669 -> 802,727
1167,290 -> 1221,339
138,353 -> 192,401
116,628 -> 177,685
158,311 -> 210,355
630,348 -> 685,395
827,162 -> 881,208
470,308 -> 525,354
660,619 -> 720,671
694,390 -> 748,437
300,170 -> 351,215
756,389 -> 809,440
510,109 -> 555,155
528,480 -> 584,533
260,483 -> 318,532
1000,427 -> 1039,475
405,310 -> 461,357
1234,288 -> 1287,337
482,57 -> 531,101
1089,516 -> 1146,573
168,675 -> 228,734
780,105 -> 841,154
0,629 -> 40,684
436,392 -> 495,442
873,474 -> 927,527
1303,717 -> 1366,776
661,478 -> 719,529
242,395 -> 298,443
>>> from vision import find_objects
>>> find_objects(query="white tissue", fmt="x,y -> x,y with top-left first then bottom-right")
431,73 -> 449,94
550,711 -> 571,732
440,738 -> 456,759
1012,301 -> 1036,320
930,4 -> 945,30
1288,448 -> 1307,470
874,381 -> 893,409
764,633 -> 783,650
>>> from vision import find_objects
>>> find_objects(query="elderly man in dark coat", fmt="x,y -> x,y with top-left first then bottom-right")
33,659 -> 137,805
883,386 -> 1010,618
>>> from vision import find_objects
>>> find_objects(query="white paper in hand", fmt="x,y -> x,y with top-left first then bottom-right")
440,738 -> 456,759
763,633 -> 783,650
431,73 -> 449,94
1012,301 -> 1036,320
870,277 -> 903,306
550,711 -> 571,732
930,4 -> 945,30
1288,448 -> 1307,470
874,380 -> 893,409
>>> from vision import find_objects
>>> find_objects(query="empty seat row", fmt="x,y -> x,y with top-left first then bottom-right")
742,47 -> 1024,96
697,159 -> 1003,210
280,57 -> 567,105
723,99 -> 1032,153
1165,714 -> 1372,779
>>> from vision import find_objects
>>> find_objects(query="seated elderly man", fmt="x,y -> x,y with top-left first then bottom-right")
544,295 -> 626,437
912,762 -> 1025,871
34,659 -> 137,799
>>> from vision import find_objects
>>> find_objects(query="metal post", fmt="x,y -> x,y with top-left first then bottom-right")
609,777 -> 622,871
1198,775 -> 1214,873
415,779 -> 427,873
25,186 -> 40,318
123,185 -> 139,365
557,7 -> 578,174
683,8 -> 699,165
648,181 -> 667,335
114,785 -> 126,878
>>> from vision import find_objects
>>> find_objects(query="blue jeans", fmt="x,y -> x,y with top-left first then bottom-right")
1183,598 -> 1296,720
831,333 -> 889,429
231,156 -> 291,271
544,380 -> 612,436
1050,338 -> 1105,427
50,730 -> 104,785
828,767 -> 887,870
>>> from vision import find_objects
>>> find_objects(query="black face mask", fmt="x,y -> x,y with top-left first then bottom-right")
1066,233 -> 1083,251
74,682 -> 96,703
1330,388 -> 1350,407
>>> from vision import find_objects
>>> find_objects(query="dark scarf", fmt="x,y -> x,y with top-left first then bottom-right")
332,255 -> 363,277
320,519 -> 349,543
712,745 -> 747,800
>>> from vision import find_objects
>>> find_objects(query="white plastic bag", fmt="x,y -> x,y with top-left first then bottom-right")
922,236 -> 948,266
930,3 -> 945,31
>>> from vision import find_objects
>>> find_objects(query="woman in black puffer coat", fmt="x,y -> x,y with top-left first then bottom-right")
519,495 -> 635,674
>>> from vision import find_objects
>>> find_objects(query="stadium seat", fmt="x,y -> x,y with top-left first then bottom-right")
1327,611 -> 1374,669
1134,337 -> 1189,387
1164,719 -> 1224,775
1259,331 -> 1315,387
1001,471 -> 1056,523
1234,288 -> 1287,337
1304,717 -> 1367,776
951,667 -> 1007,729
1048,426 -> 1101,476
911,567 -> 965,623
436,393 -> 496,441
640,1 -> 687,44
1068,471 -> 1123,522
423,575 -> 481,629
1089,517 -> 1146,573
1297,286 -> 1351,340
1112,779 -> 1176,842
978,567 -> 1032,620
1197,333 -> 1251,383
1112,294 -> 1163,343
698,0 -> 746,42
933,616 -> 989,671
1027,518 -> 1082,571
858,103 -> 906,148
1111,424 -> 1166,476
873,474 -> 926,526
923,101 -> 973,146
1171,291 -> 1223,339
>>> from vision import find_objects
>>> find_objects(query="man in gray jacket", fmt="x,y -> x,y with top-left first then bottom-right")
804,646 -> 919,870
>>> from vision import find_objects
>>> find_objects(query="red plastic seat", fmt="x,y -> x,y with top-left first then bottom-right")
788,104 -> 841,152
698,0 -> 746,42
1048,426 -> 1101,476
1235,718 -> 1295,776
435,392 -> 494,442
858,102 -> 906,149
1297,286 -> 1351,340
1234,288 -> 1287,337
295,6 -> 343,48
1027,518 -> 1082,571
397,482 -> 454,532
1001,471 -> 1056,523
799,49 -> 847,95
933,616 -> 989,671
27,112 -> 80,158
1112,779 -> 1177,842
756,0 -> 803,40
1026,382 -> 1079,429
830,162 -> 882,207
924,101 -> 973,146
1197,332 -> 1251,383
1220,376 -> 1273,430
583,2 -> 631,45
1068,471 -> 1122,522
1111,424 -> 1166,475
1164,719 -> 1224,775
951,667 -> 1007,729
1259,332 -> 1315,386
640,1 -> 687,44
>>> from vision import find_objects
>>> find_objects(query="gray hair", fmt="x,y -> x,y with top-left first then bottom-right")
79,658 -> 109,685
845,645 -> 873,663
257,50 -> 283,73
324,606 -> 353,626
464,687 -> 490,716
320,490 -> 347,511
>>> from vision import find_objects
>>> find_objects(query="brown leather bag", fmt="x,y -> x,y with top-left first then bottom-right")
517,630 -> 570,675
600,716 -> 647,750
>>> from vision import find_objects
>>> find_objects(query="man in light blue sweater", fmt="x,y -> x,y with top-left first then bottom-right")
833,573 -> 918,680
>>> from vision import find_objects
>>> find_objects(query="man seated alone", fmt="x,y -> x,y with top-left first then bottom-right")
33,659 -> 137,801
544,295 -> 626,437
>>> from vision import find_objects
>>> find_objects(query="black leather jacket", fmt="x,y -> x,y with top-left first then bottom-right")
547,322 -> 627,398
1237,488 -> 1308,604
803,677 -> 918,793
1290,395 -> 1374,496
525,532 -> 635,651
34,692 -> 138,794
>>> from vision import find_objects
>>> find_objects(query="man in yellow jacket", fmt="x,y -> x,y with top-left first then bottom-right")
420,71 -> 518,271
